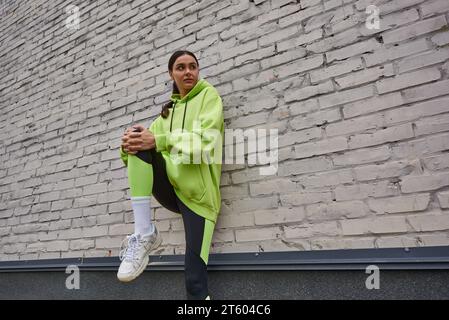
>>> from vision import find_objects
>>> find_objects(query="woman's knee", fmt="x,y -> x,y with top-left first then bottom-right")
135,149 -> 153,165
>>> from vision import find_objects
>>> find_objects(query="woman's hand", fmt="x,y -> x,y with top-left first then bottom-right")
121,124 -> 156,155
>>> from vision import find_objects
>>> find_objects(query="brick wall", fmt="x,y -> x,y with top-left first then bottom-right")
1,0 -> 449,261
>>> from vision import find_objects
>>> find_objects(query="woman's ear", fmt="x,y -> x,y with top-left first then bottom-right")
169,70 -> 174,81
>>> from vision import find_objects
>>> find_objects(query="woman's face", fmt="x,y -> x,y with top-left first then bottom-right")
169,54 -> 199,96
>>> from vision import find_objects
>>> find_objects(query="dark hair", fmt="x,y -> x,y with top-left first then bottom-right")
160,50 -> 199,118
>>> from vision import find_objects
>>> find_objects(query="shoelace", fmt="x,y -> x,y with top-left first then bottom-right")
119,234 -> 141,262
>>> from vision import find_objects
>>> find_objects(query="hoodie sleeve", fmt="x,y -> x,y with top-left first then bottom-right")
153,88 -> 224,164
119,146 -> 129,167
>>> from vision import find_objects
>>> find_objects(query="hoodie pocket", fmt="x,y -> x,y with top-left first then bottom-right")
171,164 -> 206,202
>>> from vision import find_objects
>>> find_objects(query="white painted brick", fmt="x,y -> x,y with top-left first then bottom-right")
375,236 -> 418,248
230,196 -> 278,213
355,159 -> 422,182
376,67 -> 441,94
162,230 -> 185,246
220,40 -> 258,61
377,0 -> 425,14
278,127 -> 322,148
437,191 -> 449,208
414,113 -> 449,137
260,47 -> 307,69
417,234 -> 449,246
335,180 -> 400,201
354,0 -> 388,11
318,85 -> 375,109
231,68 -> 279,91
259,24 -> 302,47
278,157 -> 333,176
231,166 -> 270,184
348,123 -> 414,149
420,0 -> 449,17
277,28 -> 323,52
249,178 -> 297,196
364,38 -> 430,67
335,64 -> 394,89
408,212 -> 449,232
307,27 -> 360,53
311,58 -> 364,83
307,200 -> 369,221
326,113 -> 384,137
279,4 -> 323,28
235,226 -> 282,242
368,193 -> 430,214
300,169 -> 354,188
326,39 -> 381,63
291,108 -> 341,131
382,16 -> 448,44
402,79 -> 449,103
276,54 -> 324,79
281,190 -> 333,206
341,216 -> 408,235
312,237 -> 376,250
391,133 -> 449,159
72,216 -> 97,229
422,153 -> 449,171
294,136 -> 348,159
235,46 -> 276,66
45,240 -> 70,252
284,221 -> 339,238
69,239 -> 95,250
254,207 -> 306,225
400,172 -> 449,193
285,80 -> 334,103
216,1 -> 250,20
398,48 -> 449,73
212,229 -> 235,243
431,31 -> 449,46
96,212 -> 124,225
108,224 -> 133,237
220,185 -> 250,200
343,92 -> 404,119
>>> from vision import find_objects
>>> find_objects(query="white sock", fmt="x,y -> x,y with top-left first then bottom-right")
131,196 -> 155,236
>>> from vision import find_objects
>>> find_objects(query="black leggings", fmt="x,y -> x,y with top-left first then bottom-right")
135,148 -> 213,300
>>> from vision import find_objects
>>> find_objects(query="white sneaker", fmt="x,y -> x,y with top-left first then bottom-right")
117,227 -> 162,282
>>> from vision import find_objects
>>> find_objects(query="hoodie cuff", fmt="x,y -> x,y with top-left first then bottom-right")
119,146 -> 128,167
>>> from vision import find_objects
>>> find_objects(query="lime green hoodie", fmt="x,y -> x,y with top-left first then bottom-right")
120,79 -> 224,223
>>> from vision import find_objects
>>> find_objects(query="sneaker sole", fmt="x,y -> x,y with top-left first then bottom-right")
117,232 -> 162,282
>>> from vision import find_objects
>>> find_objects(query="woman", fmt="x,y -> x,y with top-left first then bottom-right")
117,50 -> 224,300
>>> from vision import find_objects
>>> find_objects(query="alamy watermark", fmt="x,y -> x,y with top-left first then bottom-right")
65,5 -> 80,30
166,121 -> 278,175
366,5 -> 380,30
65,265 -> 80,290
365,265 -> 380,290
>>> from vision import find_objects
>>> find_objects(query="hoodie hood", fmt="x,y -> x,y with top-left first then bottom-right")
168,78 -> 211,133
170,78 -> 209,103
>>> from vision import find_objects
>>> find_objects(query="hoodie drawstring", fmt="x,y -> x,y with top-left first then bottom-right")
169,100 -> 188,133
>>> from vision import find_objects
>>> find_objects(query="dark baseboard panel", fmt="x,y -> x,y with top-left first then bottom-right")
1,245 -> 449,272
1,246 -> 448,299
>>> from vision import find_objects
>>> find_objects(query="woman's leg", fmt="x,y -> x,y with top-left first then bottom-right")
127,149 -> 181,235
138,149 -> 180,214
127,153 -> 154,236
118,149 -> 180,282
176,196 -> 215,300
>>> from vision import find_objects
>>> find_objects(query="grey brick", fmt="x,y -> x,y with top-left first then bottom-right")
382,16 -> 447,44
